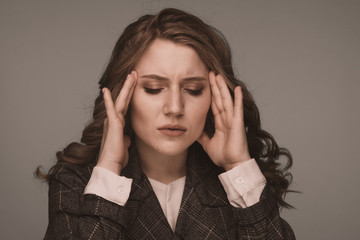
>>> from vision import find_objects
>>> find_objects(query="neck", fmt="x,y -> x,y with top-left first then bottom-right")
135,139 -> 187,184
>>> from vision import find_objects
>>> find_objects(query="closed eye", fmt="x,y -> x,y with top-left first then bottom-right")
185,88 -> 204,96
144,87 -> 163,94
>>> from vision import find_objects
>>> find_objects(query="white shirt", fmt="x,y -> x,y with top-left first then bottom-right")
85,158 -> 266,231
148,177 -> 186,231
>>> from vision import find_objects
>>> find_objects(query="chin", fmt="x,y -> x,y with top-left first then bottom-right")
134,135 -> 195,157
152,138 -> 197,156
154,142 -> 192,156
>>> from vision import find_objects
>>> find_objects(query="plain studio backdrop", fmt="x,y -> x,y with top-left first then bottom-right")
1,0 -> 359,239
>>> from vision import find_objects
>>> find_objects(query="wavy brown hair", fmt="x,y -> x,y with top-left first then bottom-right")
36,8 -> 294,208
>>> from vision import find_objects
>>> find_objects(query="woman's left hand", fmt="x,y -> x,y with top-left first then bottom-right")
197,72 -> 251,171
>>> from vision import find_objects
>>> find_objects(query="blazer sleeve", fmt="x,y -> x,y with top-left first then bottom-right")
44,163 -> 128,240
234,185 -> 295,240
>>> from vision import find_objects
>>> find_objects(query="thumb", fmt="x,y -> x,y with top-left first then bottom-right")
124,135 -> 131,149
197,131 -> 210,151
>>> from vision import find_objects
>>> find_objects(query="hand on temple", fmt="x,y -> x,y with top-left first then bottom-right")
197,72 -> 251,171
97,72 -> 137,175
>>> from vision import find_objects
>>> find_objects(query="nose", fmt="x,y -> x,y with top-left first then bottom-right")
163,88 -> 184,117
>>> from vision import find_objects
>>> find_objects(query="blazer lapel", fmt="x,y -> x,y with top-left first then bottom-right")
121,143 -> 233,239
122,146 -> 174,239
175,144 -> 231,239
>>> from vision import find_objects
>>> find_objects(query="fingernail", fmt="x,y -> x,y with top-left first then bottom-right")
130,71 -> 135,78
102,88 -> 105,94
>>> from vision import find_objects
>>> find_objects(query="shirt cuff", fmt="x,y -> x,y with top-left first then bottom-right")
84,166 -> 133,206
218,159 -> 266,208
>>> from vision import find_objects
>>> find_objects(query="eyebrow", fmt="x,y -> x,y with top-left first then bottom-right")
140,74 -> 207,82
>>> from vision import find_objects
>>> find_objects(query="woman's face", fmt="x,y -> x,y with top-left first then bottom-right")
131,39 -> 211,157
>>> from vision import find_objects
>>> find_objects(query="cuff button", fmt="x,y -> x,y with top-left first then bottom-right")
117,186 -> 125,193
235,177 -> 244,184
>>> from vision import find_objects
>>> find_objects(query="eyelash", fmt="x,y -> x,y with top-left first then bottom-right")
186,88 -> 203,96
144,88 -> 163,94
144,88 -> 204,96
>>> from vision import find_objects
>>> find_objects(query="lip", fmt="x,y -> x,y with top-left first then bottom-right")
158,124 -> 187,137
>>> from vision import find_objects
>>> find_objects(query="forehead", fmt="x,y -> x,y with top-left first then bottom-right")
135,39 -> 208,78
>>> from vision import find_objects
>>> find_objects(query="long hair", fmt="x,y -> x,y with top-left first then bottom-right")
36,8 -> 294,208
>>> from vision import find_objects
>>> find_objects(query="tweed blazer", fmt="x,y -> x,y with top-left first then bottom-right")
44,145 -> 295,239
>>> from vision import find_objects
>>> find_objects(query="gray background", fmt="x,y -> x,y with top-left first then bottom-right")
1,0 -> 359,239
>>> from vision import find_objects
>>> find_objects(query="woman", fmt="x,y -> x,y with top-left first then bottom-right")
38,8 -> 295,239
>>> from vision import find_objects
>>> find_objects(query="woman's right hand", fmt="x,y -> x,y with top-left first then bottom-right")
96,72 -> 137,175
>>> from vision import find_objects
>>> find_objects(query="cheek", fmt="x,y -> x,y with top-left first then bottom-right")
189,92 -> 211,128
130,90 -> 161,130
130,91 -> 148,128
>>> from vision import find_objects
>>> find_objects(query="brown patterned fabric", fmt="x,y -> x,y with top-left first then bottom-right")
44,145 -> 295,239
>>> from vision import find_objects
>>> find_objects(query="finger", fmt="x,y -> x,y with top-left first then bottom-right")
123,71 -> 138,112
211,93 -> 220,116
233,86 -> 243,121
197,131 -> 210,150
114,73 -> 135,115
99,118 -> 108,155
114,72 -> 137,115
209,71 -> 224,114
211,95 -> 224,130
124,135 -> 131,149
216,74 -> 233,119
103,88 -> 117,120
